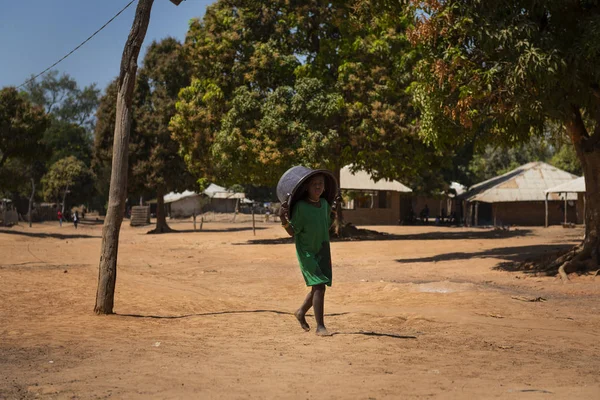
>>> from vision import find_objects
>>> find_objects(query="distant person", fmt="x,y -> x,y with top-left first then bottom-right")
73,211 -> 79,229
420,204 -> 430,224
279,172 -> 341,336
450,211 -> 457,224
57,210 -> 63,227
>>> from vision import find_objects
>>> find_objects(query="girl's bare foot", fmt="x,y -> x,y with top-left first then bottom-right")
295,310 -> 310,331
315,325 -> 331,336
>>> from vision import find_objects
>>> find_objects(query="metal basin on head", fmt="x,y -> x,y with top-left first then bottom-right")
276,165 -> 338,217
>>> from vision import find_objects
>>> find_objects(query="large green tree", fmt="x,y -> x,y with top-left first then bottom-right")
0,87 -> 49,172
0,87 -> 50,226
42,156 -> 93,214
25,71 -> 100,166
171,0 -> 448,195
410,0 -> 600,277
94,38 -> 195,232
133,37 -> 195,233
24,70 -> 100,131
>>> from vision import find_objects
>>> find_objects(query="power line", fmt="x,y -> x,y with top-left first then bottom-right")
17,0 -> 138,89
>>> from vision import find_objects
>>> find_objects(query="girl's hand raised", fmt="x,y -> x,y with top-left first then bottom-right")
279,194 -> 291,223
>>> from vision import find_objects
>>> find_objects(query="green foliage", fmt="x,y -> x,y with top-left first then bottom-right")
550,143 -> 582,176
131,37 -> 196,195
42,156 -> 93,205
467,133 -> 554,183
20,71 -> 101,210
93,38 -> 195,205
172,0 -> 447,192
0,87 -> 49,171
409,0 -> 600,151
92,79 -> 120,205
24,70 -> 100,131
42,120 -> 92,166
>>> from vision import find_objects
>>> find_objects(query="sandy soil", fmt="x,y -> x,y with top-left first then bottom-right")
1,217 -> 599,399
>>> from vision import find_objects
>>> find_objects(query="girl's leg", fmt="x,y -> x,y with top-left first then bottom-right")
295,289 -> 313,331
312,284 -> 330,336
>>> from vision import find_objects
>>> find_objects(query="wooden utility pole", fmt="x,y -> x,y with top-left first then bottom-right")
94,0 -> 155,314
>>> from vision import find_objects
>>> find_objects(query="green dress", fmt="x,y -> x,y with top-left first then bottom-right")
290,198 -> 333,287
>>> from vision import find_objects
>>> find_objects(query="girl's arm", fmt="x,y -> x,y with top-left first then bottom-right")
279,197 -> 294,237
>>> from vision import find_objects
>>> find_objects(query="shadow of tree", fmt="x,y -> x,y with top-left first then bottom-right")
116,310 -> 415,339
0,229 -> 100,239
331,331 -> 417,339
396,244 -> 575,275
78,219 -> 104,225
234,228 -> 532,246
168,227 -> 268,234
117,309 -> 349,319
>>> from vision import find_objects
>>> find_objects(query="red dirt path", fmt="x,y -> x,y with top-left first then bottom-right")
1,219 -> 599,399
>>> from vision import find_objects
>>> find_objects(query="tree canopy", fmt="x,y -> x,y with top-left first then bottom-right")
41,155 -> 93,211
24,70 -> 100,131
171,0 -> 449,192
409,0 -> 600,275
93,38 -> 195,227
0,87 -> 49,172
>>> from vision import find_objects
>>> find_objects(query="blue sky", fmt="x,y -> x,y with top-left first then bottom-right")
0,0 -> 212,93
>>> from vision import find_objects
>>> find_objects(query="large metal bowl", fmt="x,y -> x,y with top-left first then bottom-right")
276,165 -> 338,217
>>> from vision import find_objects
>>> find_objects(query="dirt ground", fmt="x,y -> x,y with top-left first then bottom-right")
1,217 -> 599,399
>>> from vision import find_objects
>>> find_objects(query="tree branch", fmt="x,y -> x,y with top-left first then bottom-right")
567,105 -> 590,144
0,152 -> 9,169
591,84 -> 600,139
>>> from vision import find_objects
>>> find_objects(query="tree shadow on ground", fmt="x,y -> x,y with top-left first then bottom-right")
0,229 -> 100,239
78,219 -> 104,225
396,244 -> 575,275
234,228 -> 532,246
117,309 -> 349,319
331,331 -> 417,339
161,227 -> 268,234
117,310 -> 415,339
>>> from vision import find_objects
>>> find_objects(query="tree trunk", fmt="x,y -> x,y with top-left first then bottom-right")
28,178 -> 34,228
332,167 -> 343,237
554,108 -> 600,279
61,185 -> 69,214
94,0 -> 154,315
147,187 -> 173,234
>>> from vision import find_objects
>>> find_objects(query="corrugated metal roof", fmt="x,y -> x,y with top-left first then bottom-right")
164,190 -> 199,204
164,184 -> 247,204
340,165 -> 412,193
450,181 -> 467,196
464,162 -> 579,203
546,176 -> 586,194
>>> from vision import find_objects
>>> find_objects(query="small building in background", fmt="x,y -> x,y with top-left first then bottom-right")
340,165 -> 413,225
163,184 -> 249,218
411,181 -> 467,223
203,183 -> 248,213
461,162 -> 579,226
164,190 -> 205,218
545,176 -> 586,226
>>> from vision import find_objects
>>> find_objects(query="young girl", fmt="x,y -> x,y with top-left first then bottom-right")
279,173 -> 340,336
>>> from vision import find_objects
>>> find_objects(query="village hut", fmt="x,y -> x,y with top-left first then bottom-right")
164,190 -> 205,218
461,162 -> 579,226
340,165 -> 413,225
545,176 -> 586,226
163,184 -> 249,218
203,184 -> 248,213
